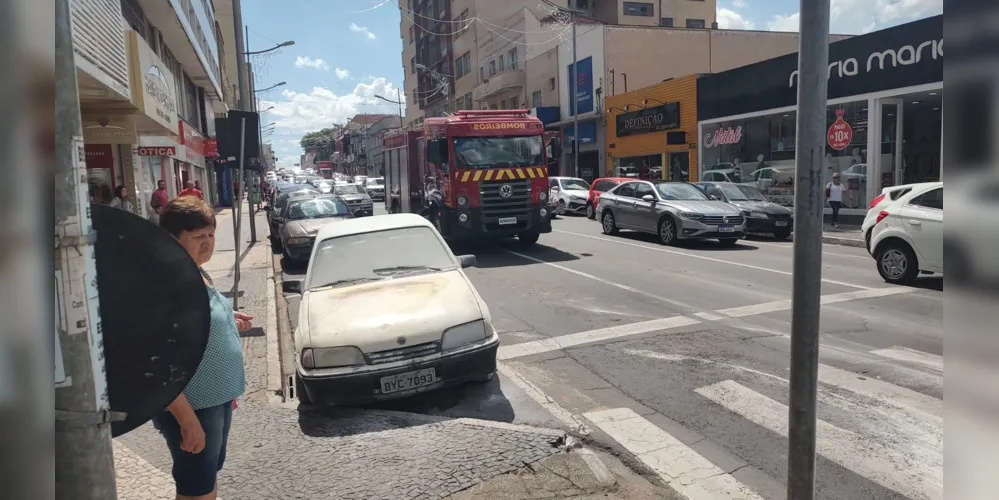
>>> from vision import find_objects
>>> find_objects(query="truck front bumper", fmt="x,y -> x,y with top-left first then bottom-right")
442,206 -> 551,239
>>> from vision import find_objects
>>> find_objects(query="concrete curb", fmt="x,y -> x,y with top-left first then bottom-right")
822,235 -> 867,248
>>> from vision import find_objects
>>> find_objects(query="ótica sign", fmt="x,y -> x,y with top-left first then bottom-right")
136,146 -> 176,156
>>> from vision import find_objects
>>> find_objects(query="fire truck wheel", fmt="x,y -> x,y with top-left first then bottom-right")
518,232 -> 540,246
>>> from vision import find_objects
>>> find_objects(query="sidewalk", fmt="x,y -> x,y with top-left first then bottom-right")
111,203 -> 674,500
822,225 -> 865,248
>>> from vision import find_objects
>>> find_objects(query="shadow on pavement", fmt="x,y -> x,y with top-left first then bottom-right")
613,230 -> 759,252
911,276 -> 944,291
457,241 -> 583,269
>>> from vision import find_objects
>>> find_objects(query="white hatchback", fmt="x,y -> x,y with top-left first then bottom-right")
866,182 -> 943,285
288,214 -> 499,405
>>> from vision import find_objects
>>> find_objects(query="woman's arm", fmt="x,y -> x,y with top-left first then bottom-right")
166,394 -> 205,453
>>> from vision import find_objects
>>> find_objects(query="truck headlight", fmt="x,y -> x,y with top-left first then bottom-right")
287,237 -> 313,245
457,195 -> 468,206
301,346 -> 366,368
441,320 -> 487,351
540,208 -> 548,217
458,213 -> 469,223
539,191 -> 548,201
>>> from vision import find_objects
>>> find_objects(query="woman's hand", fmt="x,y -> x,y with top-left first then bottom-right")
179,418 -> 206,454
234,311 -> 254,332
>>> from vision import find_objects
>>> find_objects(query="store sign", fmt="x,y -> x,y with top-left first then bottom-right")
82,118 -> 137,144
203,138 -> 218,157
567,57 -> 594,116
85,144 -> 114,168
616,103 -> 680,137
179,120 -> 206,157
703,126 -> 743,148
127,31 -> 178,134
137,147 -> 176,156
788,39 -> 943,88
827,109 -> 853,150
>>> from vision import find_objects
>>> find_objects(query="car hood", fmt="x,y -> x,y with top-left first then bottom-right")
367,185 -> 385,190
661,200 -> 742,215
286,217 -> 350,236
728,200 -> 792,215
303,270 -> 483,352
562,189 -> 589,198
338,193 -> 367,201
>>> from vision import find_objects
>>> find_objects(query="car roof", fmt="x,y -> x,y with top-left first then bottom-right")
316,213 -> 433,240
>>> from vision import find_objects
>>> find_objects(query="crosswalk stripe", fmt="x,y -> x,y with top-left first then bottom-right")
715,287 -> 916,318
695,380 -> 942,500
870,346 -> 944,372
497,316 -> 701,360
585,408 -> 765,500
817,362 -> 942,418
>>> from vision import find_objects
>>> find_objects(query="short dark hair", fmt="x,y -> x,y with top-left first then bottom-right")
159,196 -> 216,237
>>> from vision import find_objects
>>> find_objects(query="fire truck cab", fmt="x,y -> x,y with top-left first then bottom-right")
422,110 -> 559,245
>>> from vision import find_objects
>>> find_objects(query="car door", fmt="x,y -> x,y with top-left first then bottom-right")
898,187 -> 943,269
631,182 -> 659,232
608,182 -> 638,227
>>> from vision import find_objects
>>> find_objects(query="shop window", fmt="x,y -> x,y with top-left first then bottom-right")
614,154 -> 662,179
623,2 -> 653,16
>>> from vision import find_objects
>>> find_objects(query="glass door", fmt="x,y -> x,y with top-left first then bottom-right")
875,98 -> 905,189
667,151 -> 690,181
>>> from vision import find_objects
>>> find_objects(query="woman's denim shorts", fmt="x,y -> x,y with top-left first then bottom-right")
152,400 -> 233,496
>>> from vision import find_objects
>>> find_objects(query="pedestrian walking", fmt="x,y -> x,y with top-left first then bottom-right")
150,180 -> 170,224
179,180 -> 204,200
194,180 -> 203,192
825,172 -> 850,227
108,185 -> 133,213
155,196 -> 252,500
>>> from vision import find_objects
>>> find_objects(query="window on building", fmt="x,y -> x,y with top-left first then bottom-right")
456,8 -> 469,34
623,2 -> 653,16
464,92 -> 472,109
411,57 -> 416,74
489,60 -> 496,76
686,19 -> 706,28
499,100 -> 507,109
510,96 -> 519,109
456,96 -> 464,110
508,48 -> 518,69
575,0 -> 589,8
549,77 -> 556,90
408,0 -> 413,10
455,52 -> 467,78
462,53 -> 470,77
660,17 -> 674,27
498,55 -> 505,72
490,104 -> 498,110
480,66 -> 485,80
532,90 -> 542,107
409,26 -> 414,43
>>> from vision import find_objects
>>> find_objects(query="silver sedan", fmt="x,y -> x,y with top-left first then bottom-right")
596,180 -> 747,247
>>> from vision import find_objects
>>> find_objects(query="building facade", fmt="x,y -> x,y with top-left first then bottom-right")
561,0 -> 718,29
696,15 -> 943,214
364,115 -> 403,177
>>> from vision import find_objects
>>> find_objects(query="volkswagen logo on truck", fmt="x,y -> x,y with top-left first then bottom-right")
499,184 -> 514,198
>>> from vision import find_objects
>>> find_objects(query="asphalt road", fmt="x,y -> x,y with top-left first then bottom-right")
280,206 -> 943,500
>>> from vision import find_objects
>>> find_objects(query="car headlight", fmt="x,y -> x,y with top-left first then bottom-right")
569,195 -> 584,202
539,191 -> 548,201
747,211 -> 768,218
301,346 -> 365,369
457,195 -> 468,206
363,196 -> 372,202
441,320 -> 488,351
678,212 -> 703,220
287,237 -> 313,245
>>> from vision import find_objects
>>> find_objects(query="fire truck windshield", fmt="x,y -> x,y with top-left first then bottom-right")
452,136 -> 544,169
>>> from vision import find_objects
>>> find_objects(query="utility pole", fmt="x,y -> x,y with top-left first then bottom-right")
786,0 -> 831,498
233,116 -> 247,310
245,51 -> 257,242
54,0 -> 118,497
233,0 -> 247,110
571,21 -> 578,178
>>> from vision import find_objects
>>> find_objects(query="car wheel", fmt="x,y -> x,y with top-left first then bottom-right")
875,240 -> 919,285
557,200 -> 566,215
601,211 -> 619,235
718,238 -> 740,247
658,216 -> 678,246
586,203 -> 595,220
773,229 -> 792,240
518,232 -> 540,246
295,375 -> 312,405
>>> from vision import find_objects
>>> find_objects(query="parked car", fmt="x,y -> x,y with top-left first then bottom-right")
279,196 -> 353,263
364,177 -> 386,200
548,176 -> 591,216
288,213 -> 497,405
268,186 -> 320,239
865,182 -> 943,285
586,177 -> 631,220
861,183 -> 924,251
333,183 -> 374,216
598,180 -> 746,246
695,182 -> 794,240
309,179 -> 334,194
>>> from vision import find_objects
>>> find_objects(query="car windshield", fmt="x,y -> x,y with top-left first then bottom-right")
365,178 -> 384,187
286,198 -> 349,220
560,178 -> 590,190
334,184 -> 366,195
453,135 -> 544,168
309,226 -> 457,288
733,185 -> 767,201
314,180 -> 332,188
656,183 -> 710,201
277,190 -> 317,207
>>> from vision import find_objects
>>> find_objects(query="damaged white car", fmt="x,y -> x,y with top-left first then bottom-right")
287,213 -> 499,405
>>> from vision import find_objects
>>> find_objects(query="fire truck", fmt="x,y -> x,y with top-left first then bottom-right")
316,160 -> 334,179
384,110 -> 560,245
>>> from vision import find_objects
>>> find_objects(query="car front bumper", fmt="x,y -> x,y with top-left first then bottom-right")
676,219 -> 747,240
559,197 -> 587,213
299,335 -> 499,406
744,216 -> 793,233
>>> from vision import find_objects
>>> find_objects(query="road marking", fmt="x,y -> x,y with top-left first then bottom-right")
496,361 -> 591,435
695,380 -> 942,500
693,311 -> 724,321
502,249 -> 700,313
554,229 -> 873,290
576,448 -> 616,486
870,346 -> 944,372
497,316 -> 702,360
749,239 -> 872,258
715,286 -> 916,318
585,408 -> 765,500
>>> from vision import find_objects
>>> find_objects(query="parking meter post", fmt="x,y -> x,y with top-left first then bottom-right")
787,0 -> 831,499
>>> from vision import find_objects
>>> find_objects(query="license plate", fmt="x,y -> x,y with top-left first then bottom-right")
719,225 -> 735,232
775,220 -> 788,227
380,368 -> 437,394
498,217 -> 517,225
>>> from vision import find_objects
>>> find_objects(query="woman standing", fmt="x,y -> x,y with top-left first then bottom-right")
156,196 -> 252,500
109,185 -> 134,212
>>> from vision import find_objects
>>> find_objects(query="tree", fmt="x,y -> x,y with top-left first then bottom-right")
299,126 -> 341,162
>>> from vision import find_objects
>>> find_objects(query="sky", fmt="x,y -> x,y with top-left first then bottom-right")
240,0 -> 942,169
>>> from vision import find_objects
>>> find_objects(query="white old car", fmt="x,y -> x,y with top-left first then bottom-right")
288,213 -> 498,405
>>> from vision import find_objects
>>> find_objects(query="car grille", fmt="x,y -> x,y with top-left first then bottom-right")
701,215 -> 745,225
479,179 -> 531,218
365,341 -> 441,365
770,213 -> 791,220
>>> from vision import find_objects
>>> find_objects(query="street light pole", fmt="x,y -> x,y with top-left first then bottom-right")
571,21 -> 578,178
786,0 -> 831,498
245,26 -> 257,243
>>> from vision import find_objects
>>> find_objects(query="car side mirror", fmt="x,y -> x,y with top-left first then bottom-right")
551,186 -> 560,192
642,194 -> 656,203
549,140 -> 562,159
458,254 -> 477,268
282,279 -> 302,294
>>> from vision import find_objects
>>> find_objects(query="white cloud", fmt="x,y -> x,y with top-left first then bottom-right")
349,23 -> 377,40
717,8 -> 755,30
294,56 -> 329,71
766,0 -> 941,34
335,68 -> 350,79
732,0 -> 747,7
